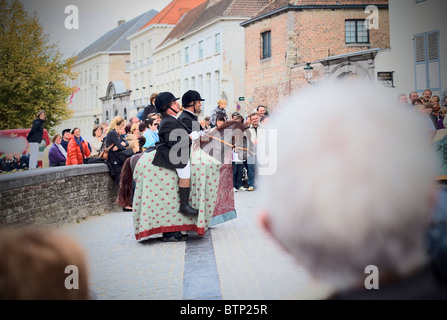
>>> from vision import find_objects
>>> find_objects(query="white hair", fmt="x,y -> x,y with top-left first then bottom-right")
259,80 -> 439,290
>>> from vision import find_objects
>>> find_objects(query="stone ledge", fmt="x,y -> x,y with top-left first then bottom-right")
0,164 -> 119,228
0,164 -> 110,192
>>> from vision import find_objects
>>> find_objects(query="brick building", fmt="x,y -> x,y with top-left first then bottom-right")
241,0 -> 390,112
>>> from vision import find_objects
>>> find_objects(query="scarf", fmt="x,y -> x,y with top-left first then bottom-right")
56,143 -> 67,158
74,136 -> 85,158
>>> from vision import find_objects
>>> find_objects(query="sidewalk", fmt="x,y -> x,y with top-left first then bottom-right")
60,190 -> 313,300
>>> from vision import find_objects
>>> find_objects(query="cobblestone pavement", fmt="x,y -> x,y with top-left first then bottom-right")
60,190 -> 313,300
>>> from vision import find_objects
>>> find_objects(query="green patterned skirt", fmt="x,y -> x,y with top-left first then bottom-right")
133,147 -> 237,241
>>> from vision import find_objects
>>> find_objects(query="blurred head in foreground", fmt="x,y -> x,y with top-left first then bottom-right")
0,227 -> 90,300
259,80 -> 439,293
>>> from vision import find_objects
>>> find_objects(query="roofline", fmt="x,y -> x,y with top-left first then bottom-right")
240,4 -> 389,27
127,24 -> 174,41
152,16 -> 250,54
74,51 -> 129,65
179,16 -> 250,41
152,37 -> 181,55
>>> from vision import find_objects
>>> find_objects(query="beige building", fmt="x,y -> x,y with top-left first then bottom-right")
158,0 -> 270,118
127,0 -> 207,118
55,10 -> 157,140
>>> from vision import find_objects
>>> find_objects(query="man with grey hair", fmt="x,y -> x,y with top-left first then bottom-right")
259,80 -> 447,299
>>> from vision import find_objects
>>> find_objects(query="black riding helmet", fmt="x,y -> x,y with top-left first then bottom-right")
154,92 -> 180,113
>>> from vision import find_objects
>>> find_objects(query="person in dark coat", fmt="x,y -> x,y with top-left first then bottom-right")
27,110 -> 46,169
61,129 -> 71,151
105,116 -> 130,186
152,92 -> 200,218
178,90 -> 205,134
141,92 -> 159,122
209,99 -> 228,128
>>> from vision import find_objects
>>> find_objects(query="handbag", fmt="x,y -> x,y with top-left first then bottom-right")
99,143 -> 114,160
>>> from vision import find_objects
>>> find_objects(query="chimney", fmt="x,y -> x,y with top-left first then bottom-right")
117,20 -> 126,27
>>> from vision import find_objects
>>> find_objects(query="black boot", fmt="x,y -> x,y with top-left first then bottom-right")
178,187 -> 198,215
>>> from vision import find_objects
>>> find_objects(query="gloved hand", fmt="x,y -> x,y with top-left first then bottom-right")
190,131 -> 200,141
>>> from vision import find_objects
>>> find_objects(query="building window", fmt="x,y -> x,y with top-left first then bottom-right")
206,37 -> 212,57
345,20 -> 369,44
206,72 -> 211,104
185,47 -> 190,64
199,40 -> 204,59
215,70 -> 220,98
215,33 -> 220,54
198,74 -> 203,94
191,44 -> 196,62
414,31 -> 441,94
261,31 -> 271,59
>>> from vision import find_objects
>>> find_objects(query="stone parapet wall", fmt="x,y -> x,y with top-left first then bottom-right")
0,164 -> 119,228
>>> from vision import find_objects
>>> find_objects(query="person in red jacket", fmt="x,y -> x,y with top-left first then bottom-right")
66,128 -> 90,165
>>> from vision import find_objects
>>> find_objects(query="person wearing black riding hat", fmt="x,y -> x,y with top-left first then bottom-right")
178,90 -> 205,134
152,92 -> 200,216
61,129 -> 71,151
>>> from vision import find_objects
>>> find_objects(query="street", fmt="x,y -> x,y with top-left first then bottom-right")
60,189 -> 316,300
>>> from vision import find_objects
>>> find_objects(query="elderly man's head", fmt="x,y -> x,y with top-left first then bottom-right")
259,80 -> 438,291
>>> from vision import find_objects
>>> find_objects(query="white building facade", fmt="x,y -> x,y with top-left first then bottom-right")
54,10 -> 158,139
153,17 -> 250,118
178,19 -> 246,117
57,53 -> 114,141
127,25 -> 175,117
375,0 -> 446,99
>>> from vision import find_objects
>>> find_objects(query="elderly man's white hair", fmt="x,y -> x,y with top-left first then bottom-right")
259,80 -> 439,291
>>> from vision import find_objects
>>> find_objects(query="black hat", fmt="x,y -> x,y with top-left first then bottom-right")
62,129 -> 71,136
182,90 -> 205,107
155,92 -> 179,113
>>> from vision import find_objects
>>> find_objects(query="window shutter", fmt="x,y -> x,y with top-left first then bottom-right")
415,34 -> 427,90
415,35 -> 426,62
428,32 -> 439,61
414,31 -> 441,94
415,63 -> 427,91
429,62 -> 440,89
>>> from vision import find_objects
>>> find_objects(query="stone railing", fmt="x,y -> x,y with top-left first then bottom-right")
0,164 -> 119,228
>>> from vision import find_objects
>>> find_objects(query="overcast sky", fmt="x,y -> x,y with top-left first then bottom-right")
21,0 -> 172,59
